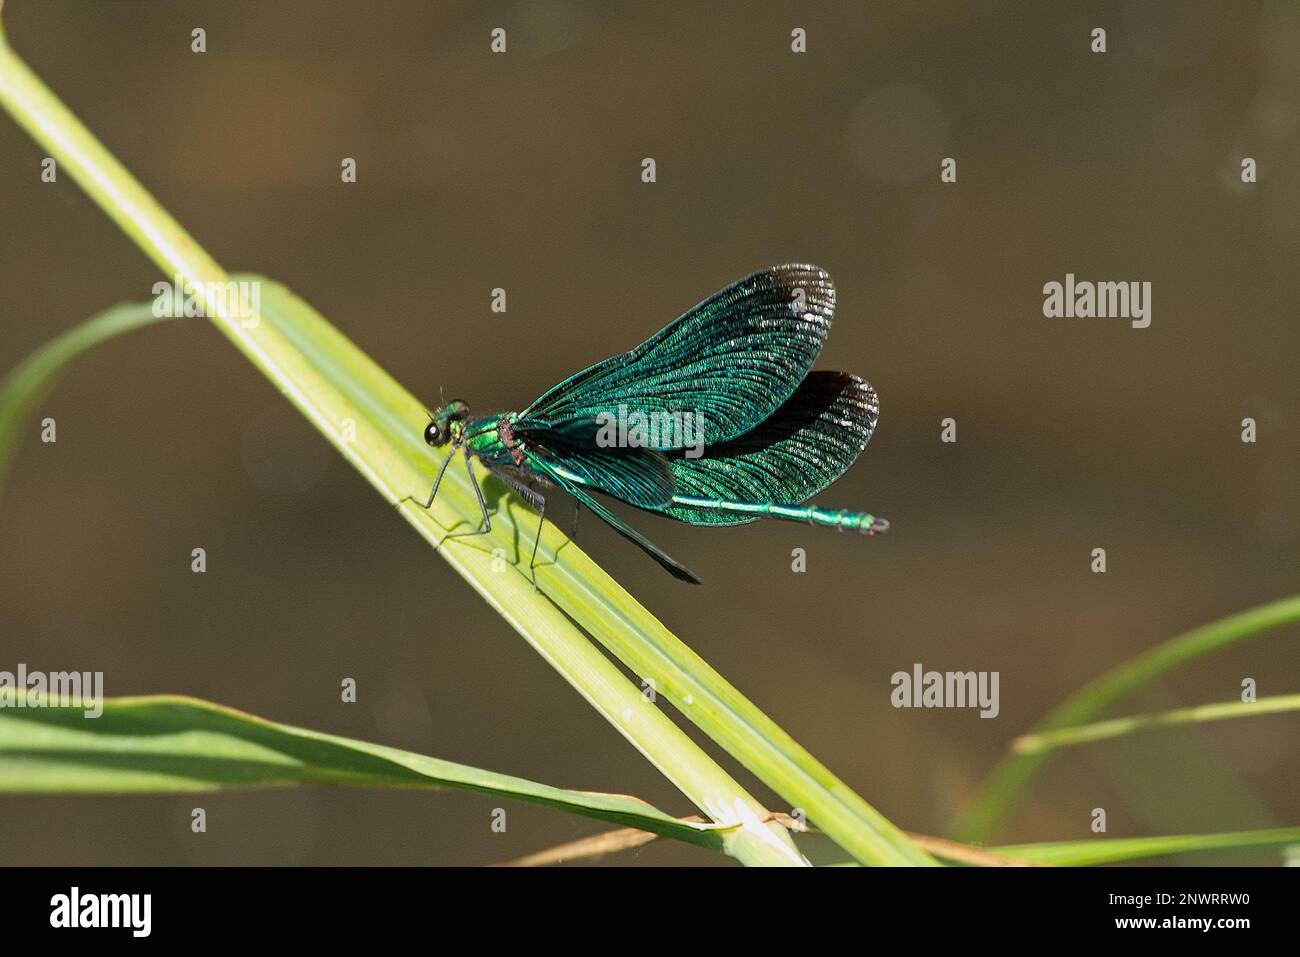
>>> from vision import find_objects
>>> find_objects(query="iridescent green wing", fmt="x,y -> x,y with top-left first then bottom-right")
521,437 -> 674,509
520,448 -> 701,583
517,265 -> 835,449
657,371 -> 878,525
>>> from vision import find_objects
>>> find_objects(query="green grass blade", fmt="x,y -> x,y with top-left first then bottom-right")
799,828 -> 1300,867
994,827 -> 1300,866
542,548 -> 935,864
0,30 -> 933,865
0,693 -> 726,851
1013,694 -> 1300,755
0,301 -> 163,495
956,594 -> 1300,842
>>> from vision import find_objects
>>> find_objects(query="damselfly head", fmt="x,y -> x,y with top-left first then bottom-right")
424,400 -> 471,447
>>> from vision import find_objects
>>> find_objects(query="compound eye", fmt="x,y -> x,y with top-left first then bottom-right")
423,421 -> 443,445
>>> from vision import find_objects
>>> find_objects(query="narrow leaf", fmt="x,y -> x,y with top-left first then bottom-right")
956,594 -> 1300,842
1013,694 -> 1300,755
0,301 -> 163,494
0,693 -> 725,850
996,828 -> 1300,866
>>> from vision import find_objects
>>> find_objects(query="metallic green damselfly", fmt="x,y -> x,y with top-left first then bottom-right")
412,265 -> 887,584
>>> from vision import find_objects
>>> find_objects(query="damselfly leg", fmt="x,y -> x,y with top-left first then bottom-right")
398,445 -> 492,538
488,466 -> 547,586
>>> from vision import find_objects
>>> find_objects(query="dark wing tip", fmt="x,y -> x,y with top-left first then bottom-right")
840,373 -> 880,452
791,370 -> 879,451
759,264 -> 836,316
767,263 -> 832,283
841,372 -> 880,432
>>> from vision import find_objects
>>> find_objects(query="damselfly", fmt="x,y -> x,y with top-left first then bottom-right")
411,264 -> 887,584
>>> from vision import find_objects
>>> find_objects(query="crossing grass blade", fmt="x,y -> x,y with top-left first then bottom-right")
956,593 -> 1300,842
994,827 -> 1300,866
0,301 -> 163,496
786,828 -> 1300,867
1012,694 -> 1300,755
0,27 -> 929,865
0,693 -> 726,850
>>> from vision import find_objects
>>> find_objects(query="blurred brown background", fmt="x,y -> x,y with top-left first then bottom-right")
1,0 -> 1297,865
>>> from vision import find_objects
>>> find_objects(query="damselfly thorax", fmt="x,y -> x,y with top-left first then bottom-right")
494,416 -> 527,467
